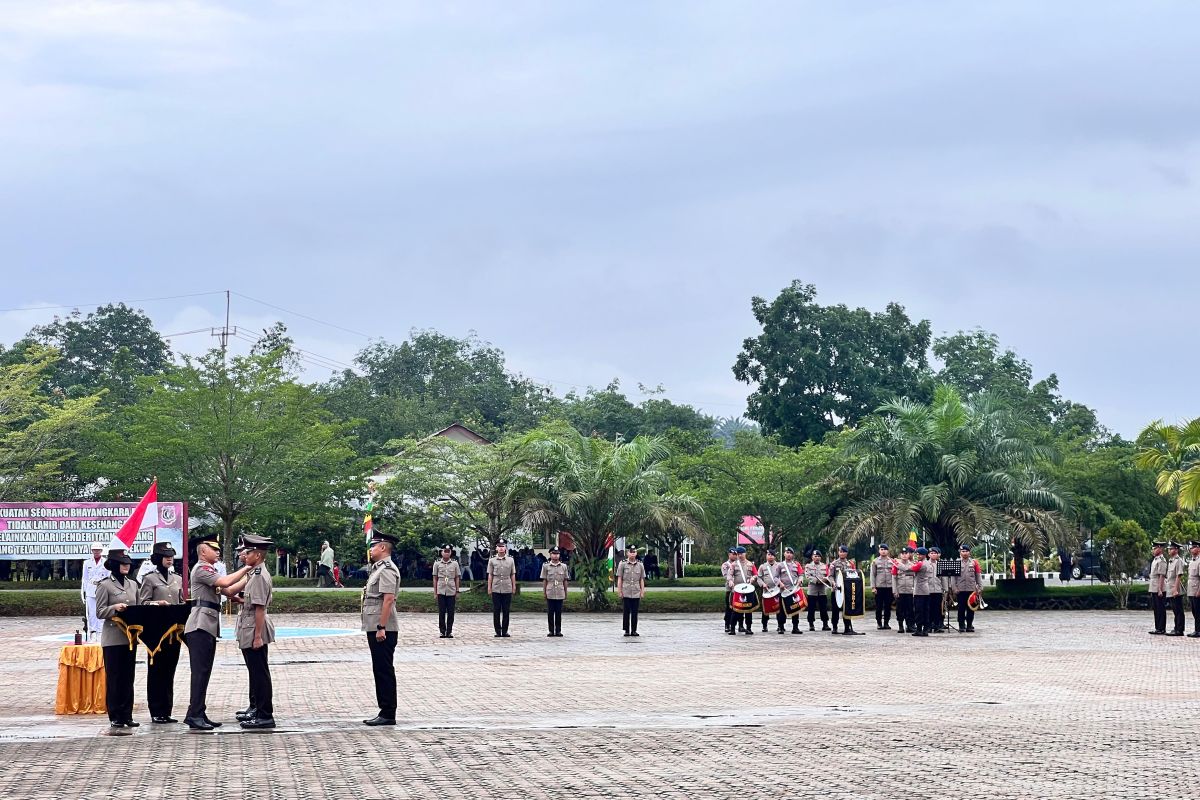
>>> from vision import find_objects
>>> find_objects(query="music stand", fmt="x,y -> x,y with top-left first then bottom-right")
935,559 -> 961,630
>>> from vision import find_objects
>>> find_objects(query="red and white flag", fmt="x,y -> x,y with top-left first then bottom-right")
108,481 -> 158,553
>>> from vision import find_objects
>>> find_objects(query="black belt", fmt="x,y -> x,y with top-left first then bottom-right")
195,600 -> 221,611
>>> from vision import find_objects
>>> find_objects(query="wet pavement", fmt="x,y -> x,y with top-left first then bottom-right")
1,610 -> 1197,798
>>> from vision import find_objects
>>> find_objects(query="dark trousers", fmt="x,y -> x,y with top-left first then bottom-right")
316,564 -> 333,587
956,591 -> 976,629
930,594 -> 945,630
831,597 -> 842,631
366,632 -> 397,718
770,609 -> 798,631
1170,595 -> 1185,633
875,588 -> 894,626
1191,596 -> 1200,632
897,593 -> 914,630
622,597 -> 640,633
184,630 -> 216,719
547,598 -> 563,634
1152,593 -> 1167,632
808,594 -> 829,628
914,594 -> 930,632
240,645 -> 273,719
724,591 -> 734,630
437,594 -> 457,635
102,644 -> 136,723
146,641 -> 181,718
492,592 -> 512,634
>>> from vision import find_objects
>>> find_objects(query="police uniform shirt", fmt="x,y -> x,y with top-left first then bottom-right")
776,560 -> 801,591
541,561 -> 569,600
721,560 -> 738,590
804,562 -> 828,596
951,557 -> 983,593
732,559 -> 755,587
138,569 -> 183,605
1149,554 -> 1168,593
361,558 -> 401,632
1166,555 -> 1186,597
1188,556 -> 1200,598
911,560 -> 933,596
488,555 -> 517,593
94,576 -> 140,648
828,557 -> 851,578
616,559 -> 646,598
236,566 -> 276,648
870,556 -> 893,590
892,560 -> 917,594
756,562 -> 780,590
185,563 -> 223,637
432,559 -> 460,596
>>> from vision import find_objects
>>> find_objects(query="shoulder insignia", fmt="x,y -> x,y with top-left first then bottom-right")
252,567 -> 262,575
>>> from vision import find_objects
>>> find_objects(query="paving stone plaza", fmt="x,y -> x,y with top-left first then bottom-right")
1,610 -> 1196,799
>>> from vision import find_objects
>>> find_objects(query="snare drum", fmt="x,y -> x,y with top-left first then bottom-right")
761,587 -> 781,615
780,586 -> 807,616
730,582 -> 760,613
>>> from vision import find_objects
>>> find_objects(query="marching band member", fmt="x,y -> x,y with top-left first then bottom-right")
827,545 -> 861,635
891,547 -> 916,634
733,546 -> 756,635
928,547 -> 947,633
722,547 -> 739,634
870,543 -> 894,630
805,550 -> 831,632
909,547 -> 933,637
756,549 -> 781,633
776,547 -> 803,634
952,545 -> 983,633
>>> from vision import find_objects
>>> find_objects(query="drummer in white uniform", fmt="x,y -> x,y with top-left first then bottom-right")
775,547 -> 804,634
756,550 -> 783,633
81,542 -> 108,641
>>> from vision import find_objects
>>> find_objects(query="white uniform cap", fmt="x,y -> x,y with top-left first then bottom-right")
89,541 -> 105,551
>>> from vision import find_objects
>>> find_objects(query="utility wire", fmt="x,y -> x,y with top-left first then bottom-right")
0,290 -> 226,314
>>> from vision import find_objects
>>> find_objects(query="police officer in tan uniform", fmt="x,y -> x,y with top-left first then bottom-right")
1148,541 -> 1168,635
891,547 -> 917,634
616,545 -> 646,637
870,543 -> 894,630
182,537 -> 251,730
755,549 -> 781,633
95,548 -> 140,730
137,542 -> 185,724
721,547 -> 739,634
432,544 -> 460,639
1187,540 -> 1200,638
805,550 -> 831,631
234,534 -> 277,729
1166,541 -> 1187,636
776,547 -> 804,634
362,531 -> 401,725
951,544 -> 983,633
541,546 -> 569,637
487,539 -> 517,637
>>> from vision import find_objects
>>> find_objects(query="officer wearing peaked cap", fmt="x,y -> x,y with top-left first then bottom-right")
432,543 -> 460,638
94,548 -> 140,729
1166,541 -> 1187,636
541,546 -> 569,637
1149,541 -> 1168,635
232,533 -> 277,729
1187,540 -> 1200,638
363,531 -> 401,725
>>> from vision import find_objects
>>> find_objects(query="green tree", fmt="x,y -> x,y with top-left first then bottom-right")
733,281 -> 931,445
515,424 -> 703,609
670,433 -> 840,560
561,380 -> 713,442
28,303 -> 172,405
1135,418 -> 1200,511
1095,519 -> 1151,609
1051,443 -> 1171,537
249,321 -> 301,375
88,349 -> 361,560
376,435 -> 525,550
1158,511 -> 1200,545
0,347 -> 104,501
832,385 -> 1073,577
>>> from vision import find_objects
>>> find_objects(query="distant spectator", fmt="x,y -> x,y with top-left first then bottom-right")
644,552 -> 660,580
317,540 -> 335,587
297,554 -> 311,579
1058,548 -> 1072,583
333,560 -> 344,588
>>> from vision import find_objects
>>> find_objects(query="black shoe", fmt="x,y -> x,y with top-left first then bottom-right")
501,633 -> 511,637
548,633 -> 555,637
363,716 -> 396,726
623,632 -> 631,637
959,626 -> 967,633
791,629 -> 802,634
631,632 -> 640,637
239,716 -> 276,730
777,629 -> 785,634
122,720 -> 140,728
202,717 -> 222,728
1168,631 -> 1185,636
109,721 -> 127,730
235,710 -> 255,722
439,634 -> 447,638
446,634 -> 454,638
1150,630 -> 1165,635
809,625 -> 815,631
966,626 -> 975,632
184,717 -> 214,731
883,623 -> 892,629
494,633 -> 503,638
744,629 -> 754,635
151,716 -> 177,724
821,625 -> 831,631
1188,632 -> 1200,638
761,626 -> 768,633
554,632 -> 563,637
897,626 -> 905,634
877,624 -> 884,630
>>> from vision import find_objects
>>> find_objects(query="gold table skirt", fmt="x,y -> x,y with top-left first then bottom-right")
55,644 -> 107,715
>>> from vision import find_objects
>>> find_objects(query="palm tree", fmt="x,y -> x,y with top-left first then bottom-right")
831,385 -> 1073,578
1135,418 -> 1200,511
515,424 -> 703,609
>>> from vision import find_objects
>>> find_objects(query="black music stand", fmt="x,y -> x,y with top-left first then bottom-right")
936,559 -> 962,630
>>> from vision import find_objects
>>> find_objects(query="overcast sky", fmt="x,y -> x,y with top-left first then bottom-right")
2,2 -> 1197,437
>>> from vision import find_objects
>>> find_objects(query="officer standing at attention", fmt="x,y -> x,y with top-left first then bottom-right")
432,544 -> 460,639
81,542 -> 108,642
1149,541 -> 1168,635
234,534 -> 277,729
775,547 -> 803,634
616,545 -> 646,637
541,546 -> 569,637
487,539 -> 517,638
927,547 -> 947,633
138,542 -> 185,724
870,543 -> 894,630
733,546 -> 756,634
362,531 -> 401,725
805,550 -> 831,631
755,549 -> 781,633
721,547 -> 739,634
182,538 -> 251,730
95,548 -> 140,730
952,544 -> 983,633
1187,541 -> 1200,638
1166,541 -> 1187,636
826,545 -> 857,635
891,547 -> 916,634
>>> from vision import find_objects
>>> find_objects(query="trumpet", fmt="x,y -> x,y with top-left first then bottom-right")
968,591 -> 987,611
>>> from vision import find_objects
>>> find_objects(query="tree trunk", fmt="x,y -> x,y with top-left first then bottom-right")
666,547 -> 679,580
222,515 -> 236,571
1012,541 -> 1028,580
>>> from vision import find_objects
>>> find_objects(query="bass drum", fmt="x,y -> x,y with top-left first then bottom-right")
780,586 -> 807,617
730,582 -> 760,613
761,587 -> 781,615
837,569 -> 866,618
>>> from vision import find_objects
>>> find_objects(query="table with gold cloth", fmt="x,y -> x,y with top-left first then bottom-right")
55,644 -> 106,714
